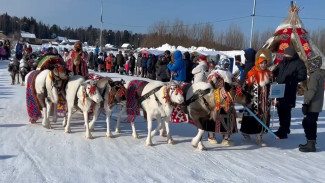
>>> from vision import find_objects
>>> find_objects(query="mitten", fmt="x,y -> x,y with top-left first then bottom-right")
302,104 -> 308,115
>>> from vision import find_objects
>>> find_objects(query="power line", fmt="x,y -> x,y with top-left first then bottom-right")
256,15 -> 325,21
102,14 -> 325,30
195,15 -> 251,25
104,16 -> 251,29
300,17 -> 325,21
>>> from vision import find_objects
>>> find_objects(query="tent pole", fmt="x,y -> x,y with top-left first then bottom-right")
249,0 -> 257,48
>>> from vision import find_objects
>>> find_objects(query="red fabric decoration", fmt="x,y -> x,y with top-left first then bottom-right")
275,28 -> 293,64
171,105 -> 188,123
89,85 -> 97,95
236,86 -> 243,96
275,28 -> 312,64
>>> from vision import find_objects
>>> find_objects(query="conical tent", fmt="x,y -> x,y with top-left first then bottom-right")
263,2 -> 325,70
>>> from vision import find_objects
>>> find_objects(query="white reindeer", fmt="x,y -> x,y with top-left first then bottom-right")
62,75 -> 103,139
114,101 -> 140,138
25,66 -> 68,128
113,81 -> 186,145
138,81 -> 184,146
88,78 -> 126,138
19,57 -> 30,86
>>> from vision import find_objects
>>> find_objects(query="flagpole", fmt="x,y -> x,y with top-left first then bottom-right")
249,0 -> 257,48
99,0 -> 103,51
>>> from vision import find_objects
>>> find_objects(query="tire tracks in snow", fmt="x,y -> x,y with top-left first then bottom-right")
15,128 -> 48,183
203,151 -> 249,182
147,145 -> 207,182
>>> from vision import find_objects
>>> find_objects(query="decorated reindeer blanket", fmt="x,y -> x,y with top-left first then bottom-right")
171,83 -> 190,123
26,70 -> 42,123
125,80 -> 148,123
84,73 -> 103,116
37,55 -> 65,70
171,104 -> 189,123
57,95 -> 66,117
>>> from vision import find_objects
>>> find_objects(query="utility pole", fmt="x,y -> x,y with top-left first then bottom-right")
249,0 -> 257,48
99,0 -> 103,51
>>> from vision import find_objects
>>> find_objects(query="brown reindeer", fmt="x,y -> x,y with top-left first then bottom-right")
8,59 -> 20,85
184,81 -> 250,150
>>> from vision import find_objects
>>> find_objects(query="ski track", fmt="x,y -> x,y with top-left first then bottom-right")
15,130 -> 48,183
1,60 -> 325,182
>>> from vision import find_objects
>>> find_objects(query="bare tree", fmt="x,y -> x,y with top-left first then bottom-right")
310,28 -> 325,55
223,24 -> 245,49
251,30 -> 260,50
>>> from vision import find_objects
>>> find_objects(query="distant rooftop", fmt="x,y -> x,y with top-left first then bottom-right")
21,31 -> 36,38
105,43 -> 116,48
57,36 -> 68,42
68,39 -> 79,43
121,43 -> 131,48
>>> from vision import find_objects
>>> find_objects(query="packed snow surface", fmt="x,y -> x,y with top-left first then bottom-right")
0,60 -> 324,183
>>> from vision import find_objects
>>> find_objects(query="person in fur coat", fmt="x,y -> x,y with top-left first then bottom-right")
207,57 -> 238,146
240,48 -> 273,146
192,55 -> 208,83
299,56 -> 324,152
66,41 -> 88,76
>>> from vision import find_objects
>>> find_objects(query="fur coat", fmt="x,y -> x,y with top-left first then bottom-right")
192,61 -> 207,83
241,66 -> 273,135
67,50 -> 88,76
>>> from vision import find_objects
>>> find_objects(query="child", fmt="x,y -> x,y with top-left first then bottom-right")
240,48 -> 273,146
299,56 -> 324,152
125,60 -> 130,75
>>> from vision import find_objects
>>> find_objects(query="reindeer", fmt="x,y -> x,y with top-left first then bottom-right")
112,79 -> 248,150
140,81 -> 184,146
62,75 -> 103,139
87,76 -> 126,138
8,58 -> 20,85
185,81 -> 250,151
113,80 -> 184,146
25,65 -> 69,128
19,57 -> 31,86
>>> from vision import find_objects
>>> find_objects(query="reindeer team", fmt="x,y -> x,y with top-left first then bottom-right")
20,43 -> 252,151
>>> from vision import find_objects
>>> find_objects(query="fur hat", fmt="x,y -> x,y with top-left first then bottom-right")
308,56 -> 322,73
74,41 -> 82,50
255,48 -> 272,66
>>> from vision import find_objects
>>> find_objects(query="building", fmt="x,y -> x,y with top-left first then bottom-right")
0,31 -> 7,40
20,31 -> 41,44
121,43 -> 132,50
56,36 -> 68,44
105,44 -> 118,51
68,39 -> 80,45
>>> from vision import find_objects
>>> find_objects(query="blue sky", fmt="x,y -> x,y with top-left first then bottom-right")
1,0 -> 324,38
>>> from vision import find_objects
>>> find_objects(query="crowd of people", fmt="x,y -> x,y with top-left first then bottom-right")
9,41 -> 324,152
0,39 -> 11,60
87,46 -> 323,152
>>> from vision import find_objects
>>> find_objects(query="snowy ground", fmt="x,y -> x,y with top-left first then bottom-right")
0,60 -> 324,183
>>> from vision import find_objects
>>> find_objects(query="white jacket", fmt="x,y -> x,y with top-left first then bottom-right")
192,61 -> 207,83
